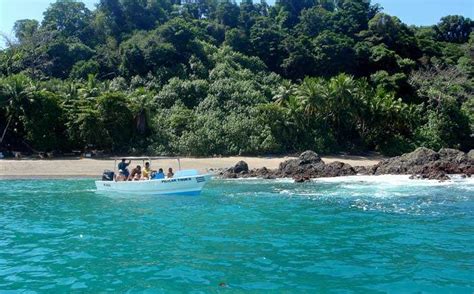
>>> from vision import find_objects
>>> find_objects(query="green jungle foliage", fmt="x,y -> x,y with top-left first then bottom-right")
0,0 -> 473,156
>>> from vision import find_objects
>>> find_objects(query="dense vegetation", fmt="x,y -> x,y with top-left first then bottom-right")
0,0 -> 472,156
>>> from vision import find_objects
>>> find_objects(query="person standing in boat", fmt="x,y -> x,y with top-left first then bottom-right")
118,159 -> 131,178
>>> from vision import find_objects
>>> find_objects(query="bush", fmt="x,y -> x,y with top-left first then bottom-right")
70,60 -> 99,80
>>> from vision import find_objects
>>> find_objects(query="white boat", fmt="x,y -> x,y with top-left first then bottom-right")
95,157 -> 211,195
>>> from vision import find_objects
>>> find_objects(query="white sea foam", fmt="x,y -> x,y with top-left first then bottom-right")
223,174 -> 474,187
312,174 -> 474,187
222,177 -> 294,183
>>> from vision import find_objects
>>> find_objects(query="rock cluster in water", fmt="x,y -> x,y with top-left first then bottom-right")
219,148 -> 473,182
220,150 -> 356,181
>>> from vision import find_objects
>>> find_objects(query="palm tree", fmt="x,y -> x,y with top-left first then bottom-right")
325,74 -> 358,135
0,74 -> 36,145
295,76 -> 327,116
293,74 -> 365,146
273,79 -> 297,107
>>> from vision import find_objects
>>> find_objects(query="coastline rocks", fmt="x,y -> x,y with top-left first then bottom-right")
468,150 -> 474,160
219,147 -> 472,181
438,148 -> 467,164
299,150 -> 322,164
323,161 -> 357,177
222,150 -> 357,180
293,175 -> 311,183
372,147 -> 473,180
249,167 -> 277,179
409,171 -> 450,181
278,150 -> 326,178
353,166 -> 370,175
233,161 -> 249,174
221,160 -> 249,178
372,147 -> 440,175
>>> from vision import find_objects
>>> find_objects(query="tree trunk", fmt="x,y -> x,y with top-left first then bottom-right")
0,116 -> 12,145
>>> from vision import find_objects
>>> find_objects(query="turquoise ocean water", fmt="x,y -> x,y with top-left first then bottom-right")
0,176 -> 473,292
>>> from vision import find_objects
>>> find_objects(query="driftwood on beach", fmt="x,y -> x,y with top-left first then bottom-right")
220,148 -> 474,182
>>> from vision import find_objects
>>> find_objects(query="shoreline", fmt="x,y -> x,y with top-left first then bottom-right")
0,155 -> 384,179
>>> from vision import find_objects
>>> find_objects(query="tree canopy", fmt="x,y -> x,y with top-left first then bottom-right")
0,0 -> 472,156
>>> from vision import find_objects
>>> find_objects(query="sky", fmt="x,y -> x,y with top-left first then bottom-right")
0,0 -> 473,47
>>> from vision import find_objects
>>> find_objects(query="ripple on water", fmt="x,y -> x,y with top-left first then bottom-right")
0,176 -> 473,292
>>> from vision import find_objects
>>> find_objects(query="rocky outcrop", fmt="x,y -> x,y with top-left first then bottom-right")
353,166 -> 370,175
278,151 -> 326,178
232,161 -> 249,174
371,147 -> 473,180
409,172 -> 450,181
439,148 -> 467,163
219,148 -> 473,182
371,147 -> 439,175
244,167 -> 278,179
277,150 -> 358,181
468,150 -> 474,160
221,160 -> 249,178
323,161 -> 356,177
221,150 -> 356,182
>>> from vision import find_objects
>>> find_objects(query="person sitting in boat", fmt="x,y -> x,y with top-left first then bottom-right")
141,162 -> 154,180
167,167 -> 174,178
153,168 -> 165,179
129,165 -> 141,181
116,169 -> 127,181
118,159 -> 131,178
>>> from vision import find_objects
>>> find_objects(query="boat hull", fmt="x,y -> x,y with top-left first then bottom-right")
95,174 -> 211,195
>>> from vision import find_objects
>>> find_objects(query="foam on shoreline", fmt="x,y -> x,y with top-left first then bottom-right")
222,174 -> 474,187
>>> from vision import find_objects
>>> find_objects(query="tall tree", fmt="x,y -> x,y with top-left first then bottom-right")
275,0 -> 315,27
215,0 -> 240,28
42,0 -> 92,41
435,15 -> 474,43
13,19 -> 39,43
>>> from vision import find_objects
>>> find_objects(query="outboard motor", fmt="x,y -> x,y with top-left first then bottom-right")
102,170 -> 115,181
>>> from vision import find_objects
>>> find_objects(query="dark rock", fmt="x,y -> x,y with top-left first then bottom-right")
468,150 -> 474,160
407,147 -> 440,164
410,171 -> 450,181
232,161 -> 249,174
354,166 -> 369,175
373,147 -> 439,175
438,148 -> 467,164
248,167 -> 277,178
461,164 -> 474,175
225,172 -> 237,179
323,161 -> 357,177
279,158 -> 325,176
371,146 -> 472,179
278,151 -> 326,177
428,171 -> 450,181
299,150 -> 322,164
221,147 -> 472,180
293,175 -> 310,183
279,159 -> 300,175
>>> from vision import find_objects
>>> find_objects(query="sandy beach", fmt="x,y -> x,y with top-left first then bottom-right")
0,155 -> 384,179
